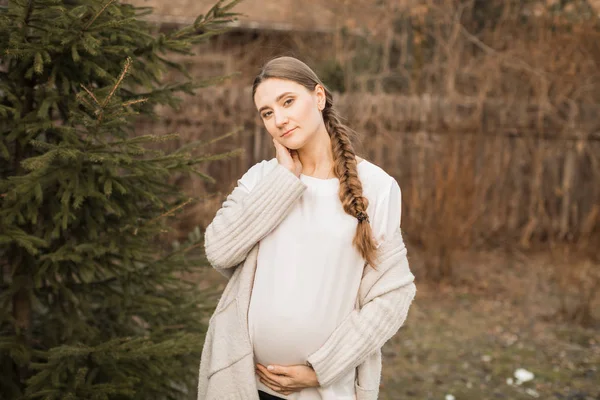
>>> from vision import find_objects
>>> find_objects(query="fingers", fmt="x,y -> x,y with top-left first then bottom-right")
273,139 -> 286,159
273,139 -> 300,177
259,376 -> 282,393
273,139 -> 294,156
262,364 -> 289,376
256,366 -> 282,388
259,377 -> 292,395
272,138 -> 286,153
256,364 -> 299,395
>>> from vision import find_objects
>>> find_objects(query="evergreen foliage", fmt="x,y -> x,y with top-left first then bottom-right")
0,0 -> 242,398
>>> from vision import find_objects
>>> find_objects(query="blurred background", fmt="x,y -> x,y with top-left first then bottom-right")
130,0 -> 599,398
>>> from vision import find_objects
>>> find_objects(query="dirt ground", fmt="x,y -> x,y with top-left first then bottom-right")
196,246 -> 600,400
378,247 -> 599,400
380,283 -> 599,399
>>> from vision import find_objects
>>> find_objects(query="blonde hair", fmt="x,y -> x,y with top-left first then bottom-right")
252,56 -> 379,269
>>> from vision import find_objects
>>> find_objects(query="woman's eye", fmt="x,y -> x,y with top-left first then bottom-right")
284,98 -> 294,106
262,111 -> 272,118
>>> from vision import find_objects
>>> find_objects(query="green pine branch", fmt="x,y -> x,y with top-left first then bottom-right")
0,0 -> 244,398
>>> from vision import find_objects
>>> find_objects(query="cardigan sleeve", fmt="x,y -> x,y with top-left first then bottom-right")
203,160 -> 307,278
306,265 -> 416,387
305,177 -> 415,388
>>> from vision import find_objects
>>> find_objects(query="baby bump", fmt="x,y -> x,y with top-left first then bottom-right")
250,306 -> 335,367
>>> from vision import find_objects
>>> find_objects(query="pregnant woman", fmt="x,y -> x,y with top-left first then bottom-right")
197,56 -> 416,400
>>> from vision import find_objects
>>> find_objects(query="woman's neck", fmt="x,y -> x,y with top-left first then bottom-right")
297,127 -> 334,178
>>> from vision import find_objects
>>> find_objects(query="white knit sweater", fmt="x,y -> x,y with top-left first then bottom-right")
198,162 -> 416,400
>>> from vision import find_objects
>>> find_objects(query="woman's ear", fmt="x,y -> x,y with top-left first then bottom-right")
314,84 -> 326,110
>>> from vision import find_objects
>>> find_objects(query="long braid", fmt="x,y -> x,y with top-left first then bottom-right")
323,102 -> 379,269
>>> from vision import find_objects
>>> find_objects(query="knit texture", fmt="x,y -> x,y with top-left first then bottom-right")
204,163 -> 308,278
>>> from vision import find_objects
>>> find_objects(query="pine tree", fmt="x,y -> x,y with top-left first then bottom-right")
0,0 -> 242,398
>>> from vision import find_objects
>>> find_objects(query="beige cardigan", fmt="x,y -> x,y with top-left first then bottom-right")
197,163 -> 416,400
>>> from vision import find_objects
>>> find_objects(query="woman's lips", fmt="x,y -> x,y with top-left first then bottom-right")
281,127 -> 296,137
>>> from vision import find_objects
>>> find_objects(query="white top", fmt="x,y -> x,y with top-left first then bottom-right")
241,158 -> 402,400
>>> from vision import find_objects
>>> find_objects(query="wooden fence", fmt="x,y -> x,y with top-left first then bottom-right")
135,87 -> 600,247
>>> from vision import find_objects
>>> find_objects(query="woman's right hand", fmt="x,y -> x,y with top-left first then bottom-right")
273,139 -> 302,177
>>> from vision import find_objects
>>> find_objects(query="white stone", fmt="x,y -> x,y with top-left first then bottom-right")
514,368 -> 535,383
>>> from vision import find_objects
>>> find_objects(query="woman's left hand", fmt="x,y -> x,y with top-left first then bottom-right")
255,363 -> 319,396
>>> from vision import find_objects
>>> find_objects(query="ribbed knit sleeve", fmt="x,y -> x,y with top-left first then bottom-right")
204,162 -> 307,277
306,270 -> 416,388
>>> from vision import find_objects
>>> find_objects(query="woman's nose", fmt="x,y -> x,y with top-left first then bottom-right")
274,110 -> 288,127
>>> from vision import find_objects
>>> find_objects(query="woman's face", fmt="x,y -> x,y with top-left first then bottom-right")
253,78 -> 326,150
